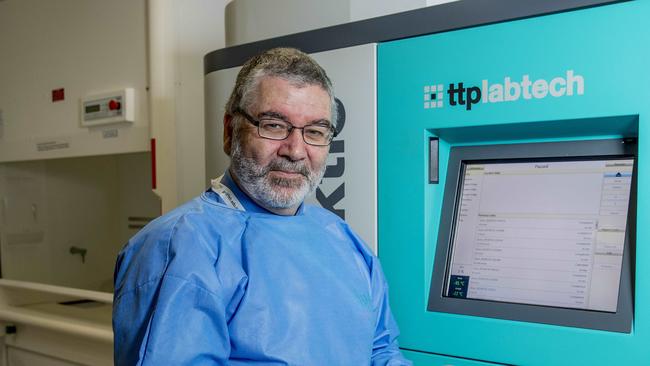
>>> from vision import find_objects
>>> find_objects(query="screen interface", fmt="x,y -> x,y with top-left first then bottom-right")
445,158 -> 634,312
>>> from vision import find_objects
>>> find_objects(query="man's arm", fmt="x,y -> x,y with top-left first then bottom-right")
113,277 -> 245,365
113,215 -> 247,365
371,260 -> 413,366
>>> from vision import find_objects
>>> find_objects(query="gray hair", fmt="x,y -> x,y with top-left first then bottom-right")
225,47 -> 338,128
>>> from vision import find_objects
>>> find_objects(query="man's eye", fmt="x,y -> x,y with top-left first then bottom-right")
305,128 -> 326,137
261,120 -> 287,130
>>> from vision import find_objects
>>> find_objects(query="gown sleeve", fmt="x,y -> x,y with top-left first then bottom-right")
113,213 -> 248,366
370,259 -> 413,366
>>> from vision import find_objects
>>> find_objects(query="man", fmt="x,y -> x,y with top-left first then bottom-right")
113,47 -> 411,365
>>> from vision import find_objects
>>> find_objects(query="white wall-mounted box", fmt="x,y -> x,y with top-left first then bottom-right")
81,88 -> 135,127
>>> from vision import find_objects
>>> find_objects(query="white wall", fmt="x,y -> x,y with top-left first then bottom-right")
149,0 -> 229,210
172,0 -> 229,203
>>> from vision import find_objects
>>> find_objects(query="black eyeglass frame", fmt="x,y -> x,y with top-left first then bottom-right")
234,108 -> 337,146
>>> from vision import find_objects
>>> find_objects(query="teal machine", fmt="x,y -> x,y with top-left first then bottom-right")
205,1 -> 646,364
378,1 -> 649,365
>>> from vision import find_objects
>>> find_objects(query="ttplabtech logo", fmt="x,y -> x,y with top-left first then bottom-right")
423,70 -> 584,111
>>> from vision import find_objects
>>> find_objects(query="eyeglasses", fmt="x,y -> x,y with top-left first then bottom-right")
234,108 -> 336,146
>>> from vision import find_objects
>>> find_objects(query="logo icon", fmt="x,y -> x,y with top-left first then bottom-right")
424,84 -> 444,109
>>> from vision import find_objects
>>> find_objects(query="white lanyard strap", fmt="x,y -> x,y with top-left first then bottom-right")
210,175 -> 246,211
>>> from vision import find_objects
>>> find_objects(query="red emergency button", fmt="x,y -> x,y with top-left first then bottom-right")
108,99 -> 121,111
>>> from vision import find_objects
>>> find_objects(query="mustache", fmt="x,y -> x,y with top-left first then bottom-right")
257,158 -> 311,178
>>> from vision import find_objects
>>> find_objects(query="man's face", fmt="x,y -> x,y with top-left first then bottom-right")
229,76 -> 331,213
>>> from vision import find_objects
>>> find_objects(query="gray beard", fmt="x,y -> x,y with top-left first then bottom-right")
229,138 -> 326,210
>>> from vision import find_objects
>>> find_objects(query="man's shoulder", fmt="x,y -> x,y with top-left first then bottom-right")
135,192 -> 245,240
114,193 -> 247,297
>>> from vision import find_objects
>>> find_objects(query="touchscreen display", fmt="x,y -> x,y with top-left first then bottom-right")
445,158 -> 634,312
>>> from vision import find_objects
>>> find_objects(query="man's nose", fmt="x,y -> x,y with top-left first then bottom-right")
278,128 -> 308,161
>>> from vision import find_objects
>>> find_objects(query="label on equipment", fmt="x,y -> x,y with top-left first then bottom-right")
102,129 -> 119,139
36,141 -> 70,152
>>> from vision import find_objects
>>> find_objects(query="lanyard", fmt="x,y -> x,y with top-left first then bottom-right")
210,175 -> 246,211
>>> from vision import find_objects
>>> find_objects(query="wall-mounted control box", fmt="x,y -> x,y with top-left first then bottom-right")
81,88 -> 135,127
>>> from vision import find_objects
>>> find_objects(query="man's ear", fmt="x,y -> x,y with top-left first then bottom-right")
223,114 -> 233,156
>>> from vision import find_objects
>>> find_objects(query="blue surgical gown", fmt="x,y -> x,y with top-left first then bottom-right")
113,172 -> 412,365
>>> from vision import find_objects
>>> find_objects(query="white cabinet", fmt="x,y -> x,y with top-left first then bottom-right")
0,0 -> 150,163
